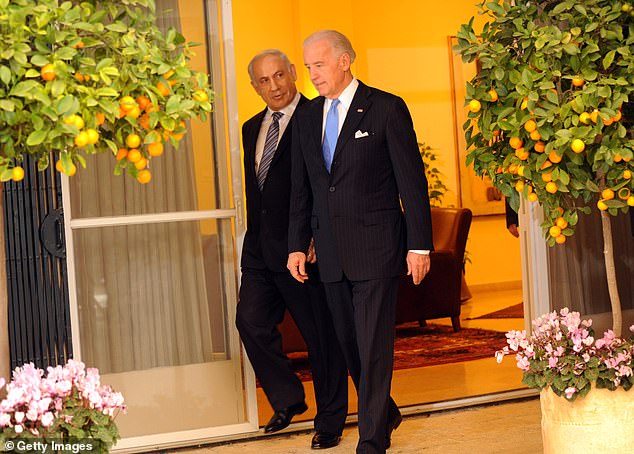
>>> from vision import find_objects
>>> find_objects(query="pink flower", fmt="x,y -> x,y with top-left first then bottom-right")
14,424 -> 23,434
41,411 -> 54,427
564,387 -> 577,399
0,413 -> 11,427
548,357 -> 559,368
0,377 -> 5,389
516,355 -> 531,371
14,411 -> 25,423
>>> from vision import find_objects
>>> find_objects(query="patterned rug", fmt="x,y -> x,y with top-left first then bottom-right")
468,303 -> 524,320
287,322 -> 508,382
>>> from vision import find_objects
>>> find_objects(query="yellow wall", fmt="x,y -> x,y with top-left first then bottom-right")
231,0 -> 521,287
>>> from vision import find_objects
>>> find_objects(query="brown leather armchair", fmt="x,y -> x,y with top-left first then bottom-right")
396,207 -> 472,331
278,207 -> 473,352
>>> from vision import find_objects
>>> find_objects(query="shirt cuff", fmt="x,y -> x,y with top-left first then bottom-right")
409,250 -> 430,255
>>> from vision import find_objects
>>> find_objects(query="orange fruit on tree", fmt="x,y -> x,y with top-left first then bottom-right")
534,141 -> 545,153
74,72 -> 85,83
549,225 -> 562,237
134,157 -> 148,170
96,112 -> 105,126
555,235 -> 567,244
520,97 -> 529,110
11,166 -> 25,181
72,40 -> 85,49
126,134 -> 141,149
572,77 -> 585,87
515,147 -> 529,160
603,117 -> 614,126
541,160 -> 553,170
597,199 -> 609,211
509,137 -> 523,149
590,109 -> 600,123
139,114 -> 151,130
41,64 -> 56,81
624,155 -> 632,162
624,170 -> 632,180
55,160 -> 64,173
528,192 -> 538,202
524,119 -> 537,133
119,96 -> 137,112
555,207 -> 564,216
74,131 -> 89,147
530,130 -> 541,141
163,69 -> 175,80
628,196 -> 634,206
193,90 -> 209,103
127,149 -> 142,163
542,172 -> 553,182
571,139 -> 585,153
517,165 -> 525,177
614,153 -> 623,162
468,99 -> 481,113
65,162 -> 77,176
579,112 -> 591,124
115,148 -> 128,161
85,128 -> 99,145
148,141 -> 164,157
601,188 -> 615,200
487,89 -> 498,102
157,81 -> 171,97
136,96 -> 151,110
508,164 -> 518,174
546,182 -> 558,194
548,149 -> 562,163
515,181 -> 525,192
126,105 -> 141,119
613,111 -> 622,122
555,217 -> 568,229
137,169 -> 152,184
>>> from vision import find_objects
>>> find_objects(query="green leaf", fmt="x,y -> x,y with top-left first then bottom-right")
563,44 -> 580,55
51,79 -> 66,98
26,130 -> 47,146
0,65 -> 11,85
0,100 -> 15,111
603,50 -> 616,70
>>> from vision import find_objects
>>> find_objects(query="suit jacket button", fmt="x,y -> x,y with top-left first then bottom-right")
329,186 -> 335,192
261,209 -> 267,214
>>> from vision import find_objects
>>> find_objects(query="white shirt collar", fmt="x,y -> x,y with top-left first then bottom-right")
267,92 -> 301,118
325,78 -> 359,111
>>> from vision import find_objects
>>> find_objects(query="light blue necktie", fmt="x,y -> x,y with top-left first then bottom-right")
322,99 -> 340,172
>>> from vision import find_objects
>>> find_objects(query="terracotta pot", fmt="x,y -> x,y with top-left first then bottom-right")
540,387 -> 634,453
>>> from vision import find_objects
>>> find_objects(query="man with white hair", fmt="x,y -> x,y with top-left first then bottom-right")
288,31 -> 433,453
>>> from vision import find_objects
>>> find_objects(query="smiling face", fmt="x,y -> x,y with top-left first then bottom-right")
250,54 -> 298,111
303,38 -> 352,99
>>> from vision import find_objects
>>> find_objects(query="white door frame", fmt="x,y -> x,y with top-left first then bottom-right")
60,0 -> 259,451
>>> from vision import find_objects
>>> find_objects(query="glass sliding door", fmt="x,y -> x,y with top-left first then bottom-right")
62,0 -> 255,450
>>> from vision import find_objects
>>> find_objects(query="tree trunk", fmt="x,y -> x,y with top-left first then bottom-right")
600,210 -> 622,336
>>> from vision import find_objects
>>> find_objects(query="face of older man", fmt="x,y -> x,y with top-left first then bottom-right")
303,38 -> 351,99
251,54 -> 298,111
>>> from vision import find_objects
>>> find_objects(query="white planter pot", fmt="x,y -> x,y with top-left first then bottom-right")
540,387 -> 634,453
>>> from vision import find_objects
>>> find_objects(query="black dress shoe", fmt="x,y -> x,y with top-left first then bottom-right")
311,431 -> 341,449
263,401 -> 308,433
385,413 -> 403,449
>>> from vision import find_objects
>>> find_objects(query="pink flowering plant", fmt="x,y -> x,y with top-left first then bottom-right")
0,359 -> 125,449
496,308 -> 634,401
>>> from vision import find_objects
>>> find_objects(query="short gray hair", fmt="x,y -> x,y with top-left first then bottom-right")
247,49 -> 292,83
304,30 -> 356,64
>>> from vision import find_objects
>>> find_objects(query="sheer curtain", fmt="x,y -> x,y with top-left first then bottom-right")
70,0 -> 216,374
548,209 -> 634,332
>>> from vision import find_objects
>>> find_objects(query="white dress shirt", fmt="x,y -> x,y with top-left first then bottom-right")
321,78 -> 429,256
255,92 -> 301,172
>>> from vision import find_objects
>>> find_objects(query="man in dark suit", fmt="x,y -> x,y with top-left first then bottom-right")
236,49 -> 348,450
287,31 -> 433,453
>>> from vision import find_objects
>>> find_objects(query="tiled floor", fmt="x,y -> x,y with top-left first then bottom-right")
176,398 -> 543,453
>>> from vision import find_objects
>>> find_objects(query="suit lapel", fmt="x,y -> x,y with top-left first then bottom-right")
333,82 -> 372,160
269,95 -> 308,169
245,108 -> 267,183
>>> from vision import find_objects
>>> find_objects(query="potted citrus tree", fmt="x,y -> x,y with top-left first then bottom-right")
0,0 -> 213,184
455,0 -> 634,451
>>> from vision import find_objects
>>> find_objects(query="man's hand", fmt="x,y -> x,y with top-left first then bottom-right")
407,252 -> 430,285
306,239 -> 317,264
288,252 -> 309,283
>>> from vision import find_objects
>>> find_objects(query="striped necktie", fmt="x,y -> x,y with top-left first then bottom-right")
257,111 -> 283,190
